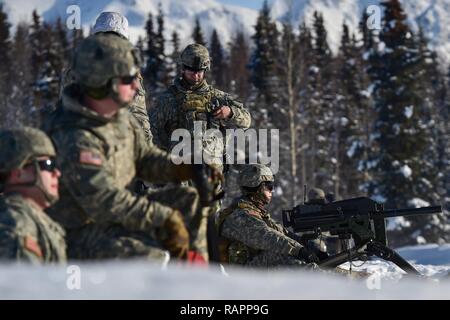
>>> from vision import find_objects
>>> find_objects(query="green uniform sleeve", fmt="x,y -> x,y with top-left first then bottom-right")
54,129 -> 176,233
148,93 -> 174,151
127,75 -> 153,144
216,91 -> 251,129
221,209 -> 302,257
0,215 -> 43,264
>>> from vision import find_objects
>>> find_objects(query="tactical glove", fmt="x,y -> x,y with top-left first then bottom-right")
163,210 -> 190,259
297,247 -> 320,264
191,164 -> 224,207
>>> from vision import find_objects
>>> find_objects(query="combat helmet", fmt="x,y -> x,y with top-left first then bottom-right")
307,188 -> 326,205
92,12 -> 130,40
0,127 -> 56,174
73,33 -> 140,98
180,44 -> 211,71
238,164 -> 274,188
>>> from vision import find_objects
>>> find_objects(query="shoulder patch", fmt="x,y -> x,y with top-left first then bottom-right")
24,235 -> 43,258
246,210 -> 262,219
79,150 -> 103,166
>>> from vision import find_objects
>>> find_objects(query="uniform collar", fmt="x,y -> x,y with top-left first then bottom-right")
239,195 -> 268,216
175,77 -> 209,93
61,85 -> 124,123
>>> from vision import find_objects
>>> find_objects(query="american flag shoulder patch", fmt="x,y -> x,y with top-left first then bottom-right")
79,150 -> 103,166
24,235 -> 43,258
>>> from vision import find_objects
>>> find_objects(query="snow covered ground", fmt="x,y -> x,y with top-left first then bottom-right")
0,244 -> 449,299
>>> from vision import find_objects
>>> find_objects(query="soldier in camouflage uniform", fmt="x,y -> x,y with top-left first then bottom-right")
60,12 -> 152,144
0,127 -> 66,263
149,44 -> 252,262
216,164 -> 319,268
45,33 -> 212,262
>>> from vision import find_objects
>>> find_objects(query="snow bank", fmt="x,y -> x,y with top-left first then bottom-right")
1,244 -> 449,299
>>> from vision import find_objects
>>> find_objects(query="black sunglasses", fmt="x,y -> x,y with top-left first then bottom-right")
263,181 -> 274,191
120,74 -> 138,85
35,158 -> 58,172
183,65 -> 205,73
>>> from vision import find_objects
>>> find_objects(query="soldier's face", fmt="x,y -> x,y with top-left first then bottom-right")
117,77 -> 139,103
262,185 -> 273,204
7,156 -> 61,208
36,156 -> 61,200
183,69 -> 205,85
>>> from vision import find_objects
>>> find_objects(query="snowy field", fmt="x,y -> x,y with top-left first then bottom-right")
0,244 -> 449,300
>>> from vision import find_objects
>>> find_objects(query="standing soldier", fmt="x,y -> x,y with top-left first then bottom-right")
45,33 -> 214,262
59,11 -> 152,144
149,43 -> 252,261
216,164 -> 318,268
0,127 -> 66,263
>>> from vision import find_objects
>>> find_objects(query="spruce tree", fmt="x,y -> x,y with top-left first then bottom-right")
155,3 -> 169,88
278,22 -> 301,205
297,22 -> 315,194
209,29 -> 226,89
10,23 -> 32,126
249,0 -> 280,127
304,11 -> 334,192
227,30 -> 250,100
143,12 -> 158,104
369,0 -> 446,245
192,17 -> 206,46
167,30 -> 181,79
335,24 -> 370,199
0,4 -> 12,127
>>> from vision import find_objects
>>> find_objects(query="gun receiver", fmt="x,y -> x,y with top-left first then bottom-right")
282,197 -> 442,275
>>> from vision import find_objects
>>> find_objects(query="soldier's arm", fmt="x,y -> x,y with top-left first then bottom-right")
127,75 -> 153,144
221,209 -> 302,257
0,216 -> 44,264
217,92 -> 251,129
133,116 -> 194,184
148,94 -> 172,151
54,129 -> 175,233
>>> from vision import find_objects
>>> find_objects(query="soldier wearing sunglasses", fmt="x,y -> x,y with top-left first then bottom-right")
57,12 -> 153,146
0,127 -> 66,263
215,164 -> 319,268
149,43 -> 252,263
44,33 -> 221,263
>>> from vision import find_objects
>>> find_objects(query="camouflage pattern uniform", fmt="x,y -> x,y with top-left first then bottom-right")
0,127 -> 66,263
46,34 -> 198,261
217,197 -> 306,268
149,44 -> 251,261
59,11 -> 152,144
61,69 -> 152,144
0,194 -> 66,263
216,164 -> 313,269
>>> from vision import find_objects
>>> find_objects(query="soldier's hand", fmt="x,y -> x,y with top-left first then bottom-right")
297,247 -> 320,264
163,210 -> 190,259
192,164 -> 224,207
213,106 -> 232,119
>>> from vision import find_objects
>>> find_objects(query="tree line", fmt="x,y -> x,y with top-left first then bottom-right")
0,0 -> 448,246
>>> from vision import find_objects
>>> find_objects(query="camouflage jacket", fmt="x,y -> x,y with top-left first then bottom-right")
149,78 -> 251,170
217,196 -> 302,265
45,85 -> 189,232
61,67 -> 153,144
0,193 -> 66,263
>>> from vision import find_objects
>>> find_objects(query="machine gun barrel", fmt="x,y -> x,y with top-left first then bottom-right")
378,206 -> 442,219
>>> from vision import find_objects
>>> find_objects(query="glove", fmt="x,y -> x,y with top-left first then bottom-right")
163,210 -> 190,259
187,250 -> 208,266
297,247 -> 320,264
192,164 -> 224,207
